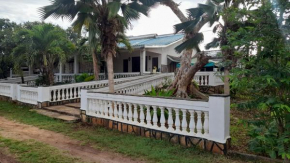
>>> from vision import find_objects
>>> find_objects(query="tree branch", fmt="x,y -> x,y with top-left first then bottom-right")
161,0 -> 188,22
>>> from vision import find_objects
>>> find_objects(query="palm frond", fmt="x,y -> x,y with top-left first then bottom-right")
121,3 -> 140,22
175,33 -> 204,53
117,33 -> 132,52
174,18 -> 200,33
187,8 -> 204,19
128,1 -> 150,16
205,37 -> 220,49
108,1 -> 122,19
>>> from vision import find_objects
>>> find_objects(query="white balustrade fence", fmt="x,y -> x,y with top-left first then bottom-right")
48,74 -> 152,102
0,74 -> 152,106
81,92 -> 230,144
0,83 -> 12,97
114,73 -> 140,79
94,73 -> 174,95
54,72 -> 141,83
115,74 -> 174,95
18,85 -> 38,105
194,72 -> 224,86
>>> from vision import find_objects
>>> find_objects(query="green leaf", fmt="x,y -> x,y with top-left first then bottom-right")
108,1 -> 122,19
175,33 -> 204,53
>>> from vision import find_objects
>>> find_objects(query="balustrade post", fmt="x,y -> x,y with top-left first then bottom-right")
160,107 -> 166,129
196,111 -> 202,136
174,108 -> 181,132
189,110 -> 196,135
133,104 -> 138,124
118,102 -> 122,120
152,106 -> 158,127
80,89 -> 88,112
94,99 -> 99,115
123,103 -> 128,121
128,103 -> 133,122
114,102 -> 118,119
181,109 -> 187,134
37,87 -> 50,108
208,95 -> 230,143
139,105 -> 145,125
167,108 -> 174,131
108,101 -> 113,117
146,105 -> 151,126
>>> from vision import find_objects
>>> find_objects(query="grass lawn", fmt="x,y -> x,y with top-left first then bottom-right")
0,137 -> 82,163
0,101 -> 249,163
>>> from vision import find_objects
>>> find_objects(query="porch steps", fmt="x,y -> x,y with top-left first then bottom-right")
64,103 -> 80,109
43,105 -> 80,117
33,104 -> 81,123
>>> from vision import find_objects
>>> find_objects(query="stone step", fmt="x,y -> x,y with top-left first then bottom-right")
43,105 -> 80,117
33,109 -> 80,123
64,103 -> 80,109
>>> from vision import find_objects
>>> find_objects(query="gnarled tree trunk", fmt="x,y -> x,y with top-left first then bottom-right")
162,1 -> 211,98
174,52 -> 209,99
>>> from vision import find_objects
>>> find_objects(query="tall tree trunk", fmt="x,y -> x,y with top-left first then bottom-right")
106,52 -> 114,93
100,18 -> 118,93
47,69 -> 54,86
223,68 -> 230,95
92,51 -> 99,81
21,75 -> 24,84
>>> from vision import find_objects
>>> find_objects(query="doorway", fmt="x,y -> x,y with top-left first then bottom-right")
123,59 -> 128,72
152,57 -> 158,71
132,57 -> 140,72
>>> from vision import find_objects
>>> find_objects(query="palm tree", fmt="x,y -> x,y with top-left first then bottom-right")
13,24 -> 75,85
39,0 -> 156,93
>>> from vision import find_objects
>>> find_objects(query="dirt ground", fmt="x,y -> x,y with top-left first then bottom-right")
0,148 -> 19,163
0,116 -> 144,163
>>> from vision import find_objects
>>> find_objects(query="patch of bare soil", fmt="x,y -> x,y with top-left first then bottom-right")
0,116 -> 144,163
0,148 -> 19,163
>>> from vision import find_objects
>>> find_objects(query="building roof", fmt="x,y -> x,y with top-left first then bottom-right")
118,33 -> 184,49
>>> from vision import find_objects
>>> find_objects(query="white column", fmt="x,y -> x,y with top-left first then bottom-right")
74,54 -> 79,74
140,48 -> 146,75
10,68 -> 13,78
209,95 -> 230,143
59,62 -> 63,82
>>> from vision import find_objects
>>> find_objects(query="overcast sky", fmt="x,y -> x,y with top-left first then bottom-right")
0,0 -> 215,47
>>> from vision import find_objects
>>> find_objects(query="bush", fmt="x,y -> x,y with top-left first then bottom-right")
144,86 -> 175,97
75,73 -> 90,83
35,75 -> 49,86
84,76 -> 95,82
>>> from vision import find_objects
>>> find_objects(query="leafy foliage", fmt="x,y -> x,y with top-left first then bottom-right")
144,86 -> 175,97
228,0 -> 290,159
75,73 -> 90,83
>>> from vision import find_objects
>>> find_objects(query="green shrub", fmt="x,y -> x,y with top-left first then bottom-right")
75,73 -> 90,83
144,86 -> 175,97
35,75 -> 49,86
84,76 -> 95,82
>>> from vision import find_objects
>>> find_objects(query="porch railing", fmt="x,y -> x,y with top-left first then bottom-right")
194,72 -> 224,86
54,72 -> 141,83
95,73 -> 174,95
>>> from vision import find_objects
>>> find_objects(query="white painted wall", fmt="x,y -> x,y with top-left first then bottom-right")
146,40 -> 197,72
114,49 -> 161,73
